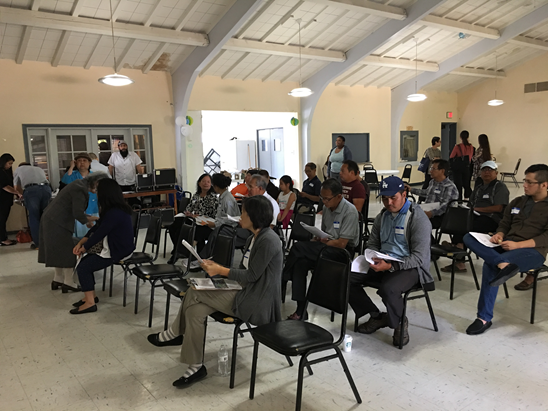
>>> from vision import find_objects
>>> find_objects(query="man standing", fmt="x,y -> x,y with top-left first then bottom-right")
13,163 -> 51,249
339,160 -> 368,214
406,159 -> 458,229
108,141 -> 143,191
89,153 -> 111,176
283,178 -> 359,320
463,164 -> 548,335
296,162 -> 321,213
422,136 -> 442,189
350,177 -> 433,346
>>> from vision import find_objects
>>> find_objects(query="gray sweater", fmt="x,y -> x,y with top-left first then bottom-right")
228,228 -> 283,325
368,202 -> 434,290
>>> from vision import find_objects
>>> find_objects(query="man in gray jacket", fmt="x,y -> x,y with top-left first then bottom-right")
349,177 -> 433,347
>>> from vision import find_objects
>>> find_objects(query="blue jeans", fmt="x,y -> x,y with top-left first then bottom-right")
23,185 -> 52,246
463,233 -> 545,322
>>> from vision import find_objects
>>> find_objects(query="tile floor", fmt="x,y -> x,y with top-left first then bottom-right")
1,185 -> 548,411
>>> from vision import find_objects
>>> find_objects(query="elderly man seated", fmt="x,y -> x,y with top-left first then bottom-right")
405,159 -> 458,230
441,160 -> 509,273
349,177 -> 433,347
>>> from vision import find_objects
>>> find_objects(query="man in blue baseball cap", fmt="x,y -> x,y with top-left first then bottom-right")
349,176 -> 433,347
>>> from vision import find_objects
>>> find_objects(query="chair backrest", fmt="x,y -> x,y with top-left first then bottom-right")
131,210 -> 141,247
402,164 -> 412,181
173,217 -> 196,262
440,200 -> 473,236
142,214 -> 162,260
306,247 -> 351,345
363,163 -> 374,170
289,213 -> 315,243
178,191 -> 193,214
364,170 -> 379,185
513,158 -> 521,175
360,180 -> 370,219
212,228 -> 235,268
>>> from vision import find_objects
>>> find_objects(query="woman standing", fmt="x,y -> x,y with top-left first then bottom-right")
472,134 -> 493,181
39,173 -> 108,292
450,130 -> 475,200
147,196 -> 282,387
0,153 -> 22,246
327,136 -> 352,181
71,179 -> 135,314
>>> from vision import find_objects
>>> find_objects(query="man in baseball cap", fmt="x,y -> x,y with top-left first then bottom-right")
349,175 -> 433,347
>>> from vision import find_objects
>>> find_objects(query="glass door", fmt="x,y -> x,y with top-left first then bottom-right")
27,130 -> 50,180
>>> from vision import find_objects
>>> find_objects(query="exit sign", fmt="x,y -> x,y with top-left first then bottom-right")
446,112 -> 453,119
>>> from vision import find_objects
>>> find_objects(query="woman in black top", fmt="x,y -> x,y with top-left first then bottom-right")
0,154 -> 22,246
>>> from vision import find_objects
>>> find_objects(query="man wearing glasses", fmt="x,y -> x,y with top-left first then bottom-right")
283,178 -> 359,320
463,164 -> 548,335
405,159 -> 458,230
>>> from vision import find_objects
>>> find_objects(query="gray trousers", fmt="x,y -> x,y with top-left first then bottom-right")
172,287 -> 238,365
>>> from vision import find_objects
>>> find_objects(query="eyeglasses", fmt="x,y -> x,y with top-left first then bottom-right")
430,167 -> 439,171
523,179 -> 542,186
246,184 -> 257,190
319,194 -> 336,203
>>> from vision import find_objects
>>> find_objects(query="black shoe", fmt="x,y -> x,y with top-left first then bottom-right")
72,297 -> 99,307
489,264 -> 519,287
62,284 -> 82,293
357,312 -> 388,334
466,318 -> 492,335
30,243 -> 38,250
392,316 -> 409,347
51,281 -> 63,290
69,305 -> 97,315
172,366 -> 207,388
147,333 -> 183,347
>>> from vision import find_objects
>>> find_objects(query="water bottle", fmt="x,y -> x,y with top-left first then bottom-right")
343,334 -> 353,352
218,345 -> 229,377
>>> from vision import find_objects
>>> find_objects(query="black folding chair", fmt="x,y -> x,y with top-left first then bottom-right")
364,169 -> 380,197
249,247 -> 361,411
402,164 -> 412,183
163,191 -> 192,257
500,158 -> 521,188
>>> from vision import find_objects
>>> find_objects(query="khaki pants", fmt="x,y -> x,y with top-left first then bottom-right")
172,287 -> 238,365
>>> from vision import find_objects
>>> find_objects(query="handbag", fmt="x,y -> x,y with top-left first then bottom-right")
418,150 -> 430,173
16,228 -> 32,243
86,233 -> 104,255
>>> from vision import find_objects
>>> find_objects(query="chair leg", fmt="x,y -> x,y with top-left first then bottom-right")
202,317 -> 208,363
468,254 -> 480,290
102,268 -> 107,291
423,290 -> 438,332
163,229 -> 168,258
134,276 -> 140,314
354,314 -> 359,332
399,292 -> 409,350
330,311 -> 335,322
450,259 -> 456,300
512,176 -> 519,188
164,293 -> 171,331
109,264 -> 114,298
229,323 -> 242,389
433,259 -> 442,281
148,281 -> 156,328
334,347 -> 362,404
281,280 -> 287,304
123,267 -> 128,307
503,282 -> 509,299
285,355 -> 294,367
531,275 -> 538,324
296,354 -> 308,411
249,341 -> 259,400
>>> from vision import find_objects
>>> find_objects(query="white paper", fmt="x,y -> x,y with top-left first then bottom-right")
182,239 -> 204,264
470,232 -> 500,248
418,202 -> 440,212
458,203 -> 480,216
235,193 -> 245,198
227,215 -> 241,223
195,216 -> 215,225
189,278 -> 242,290
299,221 -> 333,239
351,255 -> 370,274
364,249 -> 404,265
175,212 -> 185,218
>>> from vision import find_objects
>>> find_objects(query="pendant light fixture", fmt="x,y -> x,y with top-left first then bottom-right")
98,0 -> 134,86
288,18 -> 313,98
407,38 -> 426,102
487,52 -> 503,106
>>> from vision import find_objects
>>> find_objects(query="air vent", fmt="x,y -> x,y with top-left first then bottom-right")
524,81 -> 548,93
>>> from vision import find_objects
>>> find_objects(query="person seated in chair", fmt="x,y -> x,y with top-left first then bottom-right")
405,159 -> 458,230
296,162 -> 321,214
283,178 -> 359,320
350,177 -> 433,347
231,169 -> 259,199
463,164 -> 548,335
258,169 -> 280,200
147,196 -> 283,388
441,161 -> 509,273
340,160 -> 367,214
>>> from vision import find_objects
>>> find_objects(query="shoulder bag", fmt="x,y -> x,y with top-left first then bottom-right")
418,149 -> 430,173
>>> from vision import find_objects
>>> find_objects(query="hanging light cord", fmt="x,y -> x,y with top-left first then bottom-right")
298,19 -> 302,87
494,52 -> 498,98
108,0 -> 118,73
414,38 -> 418,93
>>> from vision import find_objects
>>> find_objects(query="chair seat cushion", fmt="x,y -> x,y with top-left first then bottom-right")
251,321 -> 334,356
122,252 -> 153,265
163,279 -> 189,297
431,244 -> 468,257
133,264 -> 182,279
210,311 -> 242,324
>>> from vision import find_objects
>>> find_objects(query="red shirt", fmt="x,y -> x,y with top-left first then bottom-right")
342,179 -> 366,203
231,183 -> 248,199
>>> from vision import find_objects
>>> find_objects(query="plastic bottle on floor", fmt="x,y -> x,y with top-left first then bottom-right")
218,345 -> 229,377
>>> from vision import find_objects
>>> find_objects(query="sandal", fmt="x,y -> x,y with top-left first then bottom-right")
0,240 -> 17,246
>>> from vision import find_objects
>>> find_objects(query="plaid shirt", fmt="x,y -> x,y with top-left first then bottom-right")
411,178 -> 459,217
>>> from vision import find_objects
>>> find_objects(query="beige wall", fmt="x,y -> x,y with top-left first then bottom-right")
0,59 -> 176,231
458,53 -> 548,173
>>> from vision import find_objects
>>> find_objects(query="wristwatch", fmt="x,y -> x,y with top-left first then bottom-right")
388,264 -> 395,273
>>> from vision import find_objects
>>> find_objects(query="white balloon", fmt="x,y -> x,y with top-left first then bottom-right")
175,116 -> 185,126
180,125 -> 193,138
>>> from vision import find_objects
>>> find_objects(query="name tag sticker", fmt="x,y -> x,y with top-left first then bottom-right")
511,207 -> 520,215
309,183 -> 314,187
334,221 -> 340,229
434,189 -> 441,194
395,226 -> 404,235
483,194 -> 489,199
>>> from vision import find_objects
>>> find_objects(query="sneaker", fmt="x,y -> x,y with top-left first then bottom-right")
357,312 -> 388,334
466,318 -> 492,335
392,316 -> 409,347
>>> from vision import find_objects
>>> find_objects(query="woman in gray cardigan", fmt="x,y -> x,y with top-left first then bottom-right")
147,195 -> 282,388
38,173 -> 108,292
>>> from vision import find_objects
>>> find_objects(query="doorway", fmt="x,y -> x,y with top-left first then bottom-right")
257,128 -> 285,179
441,123 -> 457,160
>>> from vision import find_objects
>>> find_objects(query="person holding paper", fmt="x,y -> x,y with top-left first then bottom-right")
350,176 -> 433,347
406,159 -> 458,230
463,164 -> 548,335
440,161 -> 509,273
147,196 -> 282,388
283,178 -> 359,320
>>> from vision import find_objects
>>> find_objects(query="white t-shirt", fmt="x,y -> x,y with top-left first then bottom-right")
277,191 -> 295,211
108,152 -> 142,186
243,237 -> 255,269
90,160 -> 111,177
263,192 -> 280,226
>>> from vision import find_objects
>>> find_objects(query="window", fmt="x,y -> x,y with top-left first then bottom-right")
400,131 -> 419,162
23,125 -> 153,189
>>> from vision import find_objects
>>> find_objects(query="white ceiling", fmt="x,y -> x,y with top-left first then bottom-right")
1,0 -> 547,92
